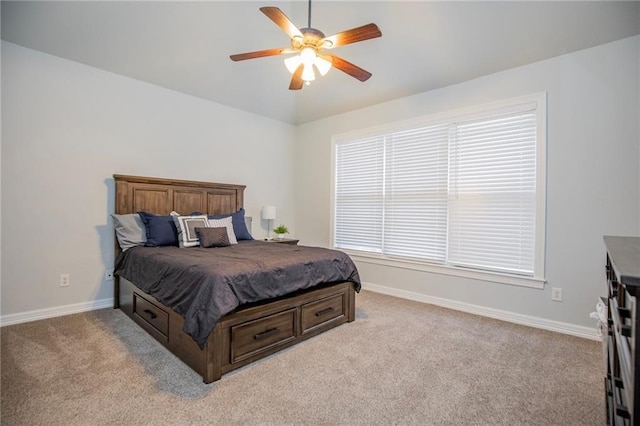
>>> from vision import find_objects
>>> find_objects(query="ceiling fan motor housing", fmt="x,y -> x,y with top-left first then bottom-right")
292,27 -> 331,50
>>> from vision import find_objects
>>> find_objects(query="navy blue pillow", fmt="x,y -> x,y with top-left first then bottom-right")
208,208 -> 253,241
138,211 -> 179,247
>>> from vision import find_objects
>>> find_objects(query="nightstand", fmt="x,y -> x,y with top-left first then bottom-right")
264,238 -> 299,246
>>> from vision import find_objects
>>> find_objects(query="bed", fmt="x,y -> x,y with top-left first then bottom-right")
112,174 -> 360,383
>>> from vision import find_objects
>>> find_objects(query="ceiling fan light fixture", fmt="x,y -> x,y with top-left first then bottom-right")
314,55 -> 332,76
300,47 -> 316,65
285,47 -> 322,76
284,55 -> 302,74
301,63 -> 316,82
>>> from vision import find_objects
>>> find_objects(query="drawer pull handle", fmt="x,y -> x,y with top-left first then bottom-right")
254,328 -> 279,340
315,307 -> 335,317
143,309 -> 157,320
616,405 -> 630,419
618,307 -> 631,319
611,376 -> 624,389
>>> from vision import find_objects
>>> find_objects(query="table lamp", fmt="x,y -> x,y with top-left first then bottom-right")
261,205 -> 276,240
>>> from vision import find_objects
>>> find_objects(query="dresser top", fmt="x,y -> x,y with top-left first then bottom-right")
604,236 -> 640,287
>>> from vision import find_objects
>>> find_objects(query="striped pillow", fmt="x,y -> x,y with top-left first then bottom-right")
207,216 -> 237,244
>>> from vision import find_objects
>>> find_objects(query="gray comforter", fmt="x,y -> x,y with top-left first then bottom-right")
114,240 -> 360,348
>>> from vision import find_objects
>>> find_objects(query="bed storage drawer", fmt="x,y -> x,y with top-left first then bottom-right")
301,293 -> 346,334
133,293 -> 169,339
230,308 -> 296,363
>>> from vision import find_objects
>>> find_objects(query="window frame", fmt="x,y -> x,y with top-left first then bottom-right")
330,93 -> 547,289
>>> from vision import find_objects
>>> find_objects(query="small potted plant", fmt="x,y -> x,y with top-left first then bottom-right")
272,224 -> 289,240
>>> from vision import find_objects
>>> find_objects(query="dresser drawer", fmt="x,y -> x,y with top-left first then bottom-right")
133,293 -> 169,338
301,293 -> 346,334
230,309 -> 296,363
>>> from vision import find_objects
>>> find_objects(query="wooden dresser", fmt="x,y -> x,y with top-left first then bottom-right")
604,236 -> 640,425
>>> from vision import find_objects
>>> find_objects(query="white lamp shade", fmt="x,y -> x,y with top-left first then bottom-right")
261,205 -> 276,220
284,55 -> 302,74
301,64 -> 316,82
314,55 -> 332,76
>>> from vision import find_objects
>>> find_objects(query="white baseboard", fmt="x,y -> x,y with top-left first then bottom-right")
0,298 -> 114,327
361,282 -> 600,341
1,285 -> 600,341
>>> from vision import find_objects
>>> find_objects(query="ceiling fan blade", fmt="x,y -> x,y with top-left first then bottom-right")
260,7 -> 303,40
289,64 -> 304,90
324,54 -> 372,82
322,23 -> 382,49
230,48 -> 291,62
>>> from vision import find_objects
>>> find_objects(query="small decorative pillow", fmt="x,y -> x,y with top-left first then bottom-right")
173,215 -> 209,248
111,213 -> 146,251
196,227 -> 231,248
207,216 -> 237,244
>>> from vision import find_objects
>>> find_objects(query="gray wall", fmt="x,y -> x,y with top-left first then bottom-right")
2,35 -> 639,333
1,41 -> 297,319
294,36 -> 640,332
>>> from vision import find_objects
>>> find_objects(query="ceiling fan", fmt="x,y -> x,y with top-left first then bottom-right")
229,1 -> 382,90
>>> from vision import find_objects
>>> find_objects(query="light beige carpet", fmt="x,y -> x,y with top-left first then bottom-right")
1,290 -> 604,425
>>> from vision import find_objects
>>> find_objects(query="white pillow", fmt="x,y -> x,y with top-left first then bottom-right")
173,215 -> 209,248
207,216 -> 237,245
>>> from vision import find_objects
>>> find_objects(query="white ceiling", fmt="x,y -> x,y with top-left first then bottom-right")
2,1 -> 639,125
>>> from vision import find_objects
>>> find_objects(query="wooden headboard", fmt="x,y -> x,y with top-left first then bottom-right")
112,174 -> 246,307
114,174 -> 245,216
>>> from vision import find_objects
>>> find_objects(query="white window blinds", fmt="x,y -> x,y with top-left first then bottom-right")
333,95 -> 545,280
448,111 -> 537,275
334,125 -> 449,261
384,125 -> 449,261
334,136 -> 384,252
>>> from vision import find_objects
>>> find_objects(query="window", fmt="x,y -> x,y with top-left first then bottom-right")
332,94 -> 546,287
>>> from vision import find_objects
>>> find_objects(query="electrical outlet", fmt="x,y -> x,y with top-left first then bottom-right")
105,270 -> 114,281
551,287 -> 562,302
60,273 -> 70,287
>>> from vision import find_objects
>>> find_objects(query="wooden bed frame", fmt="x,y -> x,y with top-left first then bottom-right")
113,174 -> 356,383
